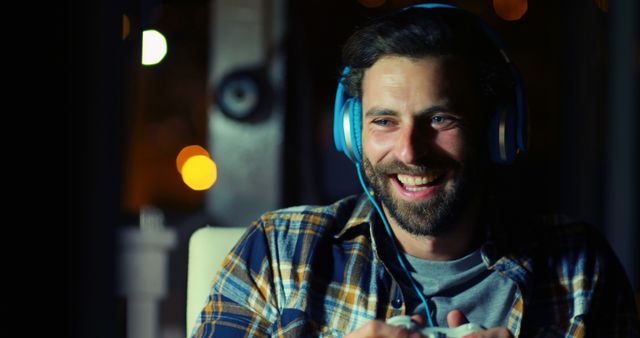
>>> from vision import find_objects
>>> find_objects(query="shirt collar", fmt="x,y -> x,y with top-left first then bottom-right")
334,194 -> 375,238
332,194 -> 525,268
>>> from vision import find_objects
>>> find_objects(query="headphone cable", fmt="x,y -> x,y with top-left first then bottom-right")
355,163 -> 436,327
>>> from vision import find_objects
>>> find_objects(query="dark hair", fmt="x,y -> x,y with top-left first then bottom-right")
341,7 -> 513,112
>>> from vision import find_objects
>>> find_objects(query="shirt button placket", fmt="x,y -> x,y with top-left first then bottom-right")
390,280 -> 405,315
391,297 -> 403,309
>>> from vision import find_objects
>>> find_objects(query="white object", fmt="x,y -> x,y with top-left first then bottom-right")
386,315 -> 485,338
142,29 -> 167,66
186,226 -> 247,337
118,224 -> 177,338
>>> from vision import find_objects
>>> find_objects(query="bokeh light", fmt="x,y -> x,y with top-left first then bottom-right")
176,145 -> 210,174
358,0 -> 386,9
493,0 -> 528,21
594,0 -> 609,12
181,155 -> 218,191
122,14 -> 130,40
142,29 -> 168,66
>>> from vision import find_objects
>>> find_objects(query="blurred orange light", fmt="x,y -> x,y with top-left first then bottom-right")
122,14 -> 130,40
176,145 -> 210,174
181,155 -> 218,191
594,0 -> 608,12
358,0 -> 386,9
493,0 -> 528,21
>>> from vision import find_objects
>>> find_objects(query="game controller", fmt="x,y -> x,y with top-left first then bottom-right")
386,315 -> 485,338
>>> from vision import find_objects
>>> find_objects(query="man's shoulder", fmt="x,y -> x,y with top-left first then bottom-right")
236,195 -> 368,265
255,194 -> 363,234
529,214 -> 607,249
504,213 -> 617,267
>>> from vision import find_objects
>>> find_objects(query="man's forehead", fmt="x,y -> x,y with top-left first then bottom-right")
362,56 -> 476,97
361,55 -> 484,122
363,55 -> 473,85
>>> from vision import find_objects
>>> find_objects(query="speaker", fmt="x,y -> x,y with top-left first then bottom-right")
216,65 -> 273,123
333,3 -> 528,165
207,0 -> 286,227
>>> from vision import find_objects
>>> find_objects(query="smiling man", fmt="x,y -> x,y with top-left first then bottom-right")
360,56 -> 481,259
191,5 -> 638,338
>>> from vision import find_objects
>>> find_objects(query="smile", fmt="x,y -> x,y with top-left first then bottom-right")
391,170 -> 446,199
397,171 -> 443,188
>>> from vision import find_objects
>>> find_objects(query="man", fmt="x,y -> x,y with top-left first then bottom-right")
191,5 -> 639,337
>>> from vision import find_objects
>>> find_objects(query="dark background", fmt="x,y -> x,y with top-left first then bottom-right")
67,0 -> 637,336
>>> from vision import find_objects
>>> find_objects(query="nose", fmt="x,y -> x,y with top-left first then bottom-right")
393,121 -> 432,164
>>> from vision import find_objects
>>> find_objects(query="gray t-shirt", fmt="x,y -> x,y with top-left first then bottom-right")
385,243 -> 518,328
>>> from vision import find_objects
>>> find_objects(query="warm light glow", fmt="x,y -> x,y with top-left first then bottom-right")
142,29 -> 167,66
493,0 -> 528,21
176,145 -> 210,174
181,155 -> 217,191
358,0 -> 386,8
594,0 -> 609,12
122,14 -> 130,40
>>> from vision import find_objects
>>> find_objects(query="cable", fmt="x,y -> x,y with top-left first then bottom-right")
355,163 -> 436,327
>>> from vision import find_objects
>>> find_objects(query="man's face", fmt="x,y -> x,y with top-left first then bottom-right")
361,55 -> 485,237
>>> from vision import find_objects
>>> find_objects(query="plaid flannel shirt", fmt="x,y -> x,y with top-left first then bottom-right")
191,194 -> 639,337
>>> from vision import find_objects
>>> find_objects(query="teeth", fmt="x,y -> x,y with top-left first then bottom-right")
397,172 -> 441,186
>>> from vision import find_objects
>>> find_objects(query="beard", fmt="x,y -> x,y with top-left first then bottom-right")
362,156 -> 473,237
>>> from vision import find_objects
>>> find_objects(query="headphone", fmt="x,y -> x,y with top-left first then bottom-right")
333,3 -> 528,165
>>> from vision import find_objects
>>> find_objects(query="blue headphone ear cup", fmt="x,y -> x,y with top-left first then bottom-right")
351,99 -> 363,163
489,103 -> 517,164
333,100 -> 348,159
334,69 -> 351,161
488,108 -> 500,163
334,66 -> 363,164
514,78 -> 528,152
334,96 -> 359,163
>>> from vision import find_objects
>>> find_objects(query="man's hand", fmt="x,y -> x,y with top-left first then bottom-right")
447,310 -> 513,338
345,311 -> 513,338
345,315 -> 425,338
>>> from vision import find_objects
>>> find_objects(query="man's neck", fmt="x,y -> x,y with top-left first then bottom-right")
383,206 -> 481,261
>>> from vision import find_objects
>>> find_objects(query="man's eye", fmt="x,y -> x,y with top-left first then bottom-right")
373,119 -> 393,127
430,115 -> 458,129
